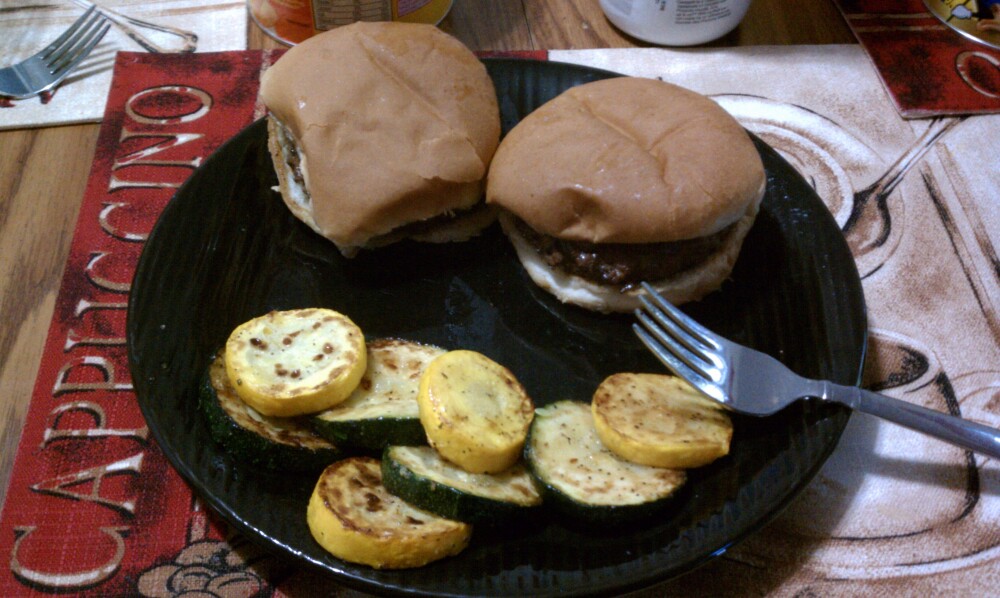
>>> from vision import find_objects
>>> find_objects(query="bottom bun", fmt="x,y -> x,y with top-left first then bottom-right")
379,204 -> 498,247
267,116 -> 495,257
499,203 -> 760,313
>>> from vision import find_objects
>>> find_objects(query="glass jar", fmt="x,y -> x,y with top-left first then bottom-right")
249,0 -> 454,45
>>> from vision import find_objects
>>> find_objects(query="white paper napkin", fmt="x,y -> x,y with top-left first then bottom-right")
0,0 -> 247,130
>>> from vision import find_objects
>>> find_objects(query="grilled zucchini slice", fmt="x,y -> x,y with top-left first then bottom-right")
201,352 -> 340,470
382,445 -> 541,524
224,308 -> 367,417
525,401 -> 686,523
417,350 -> 534,474
592,373 -> 732,468
311,339 -> 444,451
306,456 -> 472,569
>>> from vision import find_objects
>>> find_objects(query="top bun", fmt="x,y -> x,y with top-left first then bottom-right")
260,22 -> 500,255
486,77 -> 765,244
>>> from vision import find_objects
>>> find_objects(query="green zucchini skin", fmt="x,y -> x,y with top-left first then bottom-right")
309,338 -> 444,452
381,446 -> 542,525
311,417 -> 426,453
200,353 -> 341,471
524,401 -> 686,524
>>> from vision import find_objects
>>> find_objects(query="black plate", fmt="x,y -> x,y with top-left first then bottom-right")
127,59 -> 867,597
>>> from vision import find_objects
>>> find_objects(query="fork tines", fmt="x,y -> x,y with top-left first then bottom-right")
632,282 -> 725,402
44,7 -> 110,81
0,6 -> 110,100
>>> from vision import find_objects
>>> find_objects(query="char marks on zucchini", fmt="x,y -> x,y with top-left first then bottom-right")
201,352 -> 340,471
382,445 -> 541,524
525,400 -> 686,523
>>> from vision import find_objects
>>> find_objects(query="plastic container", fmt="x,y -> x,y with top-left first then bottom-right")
249,0 -> 453,45
599,0 -> 752,46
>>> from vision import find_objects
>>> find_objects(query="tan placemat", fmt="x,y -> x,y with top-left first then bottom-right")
0,0 -> 246,130
554,45 -> 1000,596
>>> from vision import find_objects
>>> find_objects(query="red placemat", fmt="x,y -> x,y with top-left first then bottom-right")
833,0 -> 1000,117
0,50 -> 279,597
0,48 -> 550,598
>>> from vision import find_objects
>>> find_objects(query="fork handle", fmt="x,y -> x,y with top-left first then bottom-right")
827,383 -> 1000,459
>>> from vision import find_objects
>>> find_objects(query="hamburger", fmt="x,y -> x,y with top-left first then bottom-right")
486,77 -> 766,313
259,22 -> 501,257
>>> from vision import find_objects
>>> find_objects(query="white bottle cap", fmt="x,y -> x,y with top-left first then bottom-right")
599,0 -> 753,46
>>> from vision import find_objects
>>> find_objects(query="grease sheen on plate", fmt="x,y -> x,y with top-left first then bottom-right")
127,59 -> 866,597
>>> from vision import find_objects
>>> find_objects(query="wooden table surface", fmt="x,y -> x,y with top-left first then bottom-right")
0,0 -> 854,508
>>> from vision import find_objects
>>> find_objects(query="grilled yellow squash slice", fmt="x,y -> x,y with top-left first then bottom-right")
201,352 -> 340,470
224,308 -> 366,417
306,457 -> 471,569
417,350 -> 534,474
591,373 -> 732,468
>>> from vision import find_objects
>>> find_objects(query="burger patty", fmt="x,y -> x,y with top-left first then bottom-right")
513,218 -> 737,289
285,139 -> 306,186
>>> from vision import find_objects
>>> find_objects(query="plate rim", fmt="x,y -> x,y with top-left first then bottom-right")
127,58 -> 867,597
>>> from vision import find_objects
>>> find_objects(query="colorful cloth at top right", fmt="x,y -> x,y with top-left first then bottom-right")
833,0 -> 1000,117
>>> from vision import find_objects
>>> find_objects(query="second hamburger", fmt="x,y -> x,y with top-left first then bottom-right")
486,77 -> 766,313
260,22 -> 501,257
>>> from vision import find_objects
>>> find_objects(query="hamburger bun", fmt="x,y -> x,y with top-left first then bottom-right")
260,22 -> 501,256
486,77 -> 766,312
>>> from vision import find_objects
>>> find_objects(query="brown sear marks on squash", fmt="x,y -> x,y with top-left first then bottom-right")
364,492 -> 383,512
408,360 -> 423,378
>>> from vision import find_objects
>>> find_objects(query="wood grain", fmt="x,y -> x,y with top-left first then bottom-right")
248,0 -> 856,50
0,124 -> 100,505
0,0 -> 854,510
441,0 -> 535,51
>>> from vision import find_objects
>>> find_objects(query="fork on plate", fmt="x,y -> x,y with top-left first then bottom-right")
633,282 -> 1000,459
0,6 -> 110,100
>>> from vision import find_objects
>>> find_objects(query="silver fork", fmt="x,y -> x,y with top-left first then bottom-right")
71,0 -> 198,54
633,282 -> 1000,459
0,7 -> 111,100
